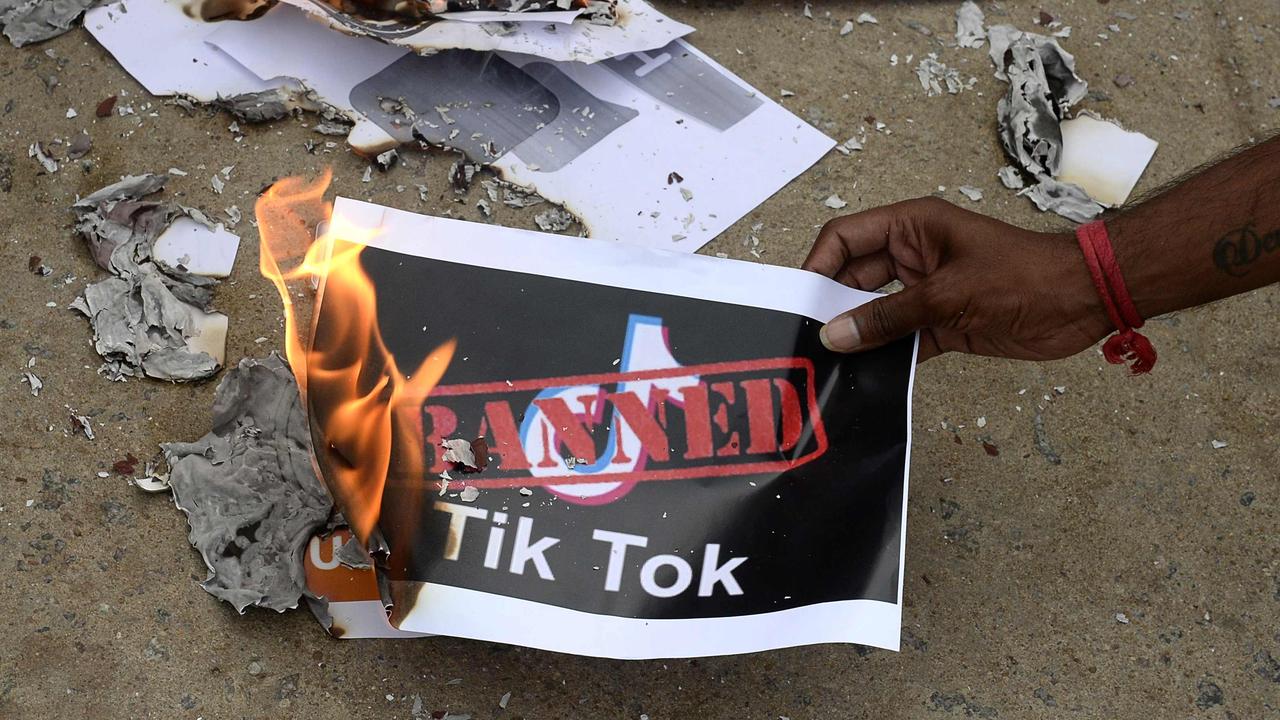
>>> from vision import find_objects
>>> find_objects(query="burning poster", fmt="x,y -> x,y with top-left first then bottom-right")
273,190 -> 917,658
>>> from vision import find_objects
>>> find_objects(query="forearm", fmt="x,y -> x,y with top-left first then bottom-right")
1109,135 -> 1280,319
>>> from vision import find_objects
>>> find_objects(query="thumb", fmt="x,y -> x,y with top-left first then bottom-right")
820,284 -> 939,353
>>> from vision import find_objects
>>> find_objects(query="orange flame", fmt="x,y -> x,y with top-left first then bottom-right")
255,171 -> 456,545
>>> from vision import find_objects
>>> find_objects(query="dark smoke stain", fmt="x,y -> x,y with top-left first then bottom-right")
385,580 -> 425,629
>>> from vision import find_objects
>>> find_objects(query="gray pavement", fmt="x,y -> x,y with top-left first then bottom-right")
1,0 -> 1278,717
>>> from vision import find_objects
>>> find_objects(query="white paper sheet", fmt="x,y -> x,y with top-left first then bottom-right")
187,310 -> 229,367
152,217 -> 241,278
87,1 -> 834,253
1058,114 -> 1158,207
83,0 -> 281,101
203,6 -> 404,116
278,0 -> 692,64
208,6 -> 834,250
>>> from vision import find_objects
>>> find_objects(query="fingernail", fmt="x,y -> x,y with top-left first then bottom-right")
819,316 -> 860,352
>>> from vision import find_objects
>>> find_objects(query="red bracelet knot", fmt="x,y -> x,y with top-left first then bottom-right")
1076,220 -> 1157,375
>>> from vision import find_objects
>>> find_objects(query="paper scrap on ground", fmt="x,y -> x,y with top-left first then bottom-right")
299,198 -> 916,658
988,24 -> 1155,222
152,216 -> 241,278
916,54 -> 974,96
954,0 -> 985,48
997,165 -> 1024,189
279,0 -> 689,63
990,24 -> 1087,177
68,174 -> 231,381
1021,176 -> 1104,221
1057,114 -> 1158,207
163,354 -> 333,613
87,1 -> 832,251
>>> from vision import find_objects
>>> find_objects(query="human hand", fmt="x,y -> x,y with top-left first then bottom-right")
803,197 -> 1111,362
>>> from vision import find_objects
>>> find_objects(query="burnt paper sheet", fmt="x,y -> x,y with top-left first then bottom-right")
85,0 -> 830,252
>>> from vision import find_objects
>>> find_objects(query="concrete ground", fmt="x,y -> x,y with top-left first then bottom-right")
2,0 -> 1279,717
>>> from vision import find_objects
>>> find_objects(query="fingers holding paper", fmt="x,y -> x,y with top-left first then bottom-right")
804,198 -> 1112,363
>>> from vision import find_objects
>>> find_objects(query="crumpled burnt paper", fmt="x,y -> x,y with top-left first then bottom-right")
988,25 -> 1156,222
989,25 -> 1087,176
0,0 -> 96,47
69,173 -> 229,381
1022,176 -> 1106,221
334,536 -> 372,569
954,0 -> 985,49
916,54 -> 973,97
214,85 -> 333,123
987,24 -> 1103,223
278,0 -> 688,64
163,354 -> 334,613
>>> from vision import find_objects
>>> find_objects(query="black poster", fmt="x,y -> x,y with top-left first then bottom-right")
308,200 -> 916,657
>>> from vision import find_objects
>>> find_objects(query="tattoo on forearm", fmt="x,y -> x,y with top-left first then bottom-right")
1213,224 -> 1280,277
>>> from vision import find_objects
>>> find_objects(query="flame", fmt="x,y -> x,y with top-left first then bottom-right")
256,171 -> 456,545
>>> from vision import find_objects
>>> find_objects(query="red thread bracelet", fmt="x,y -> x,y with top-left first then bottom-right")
1076,220 -> 1157,374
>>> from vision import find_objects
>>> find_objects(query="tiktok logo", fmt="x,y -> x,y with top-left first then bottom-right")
519,315 -> 701,505
421,314 -> 828,504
